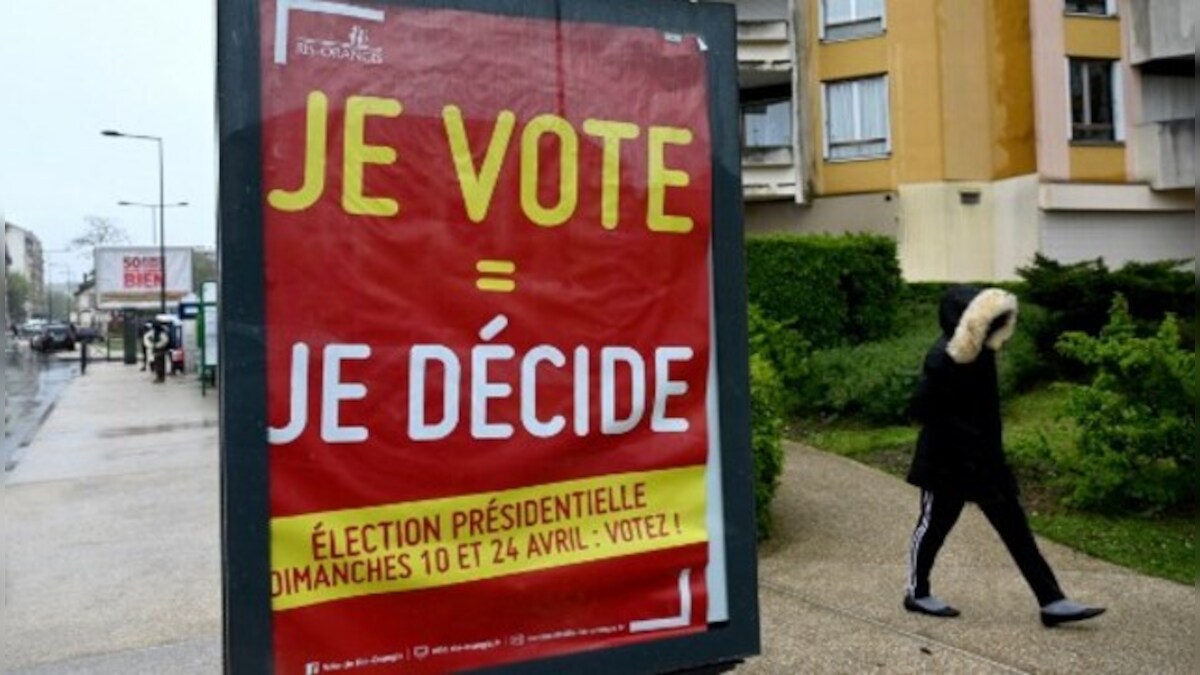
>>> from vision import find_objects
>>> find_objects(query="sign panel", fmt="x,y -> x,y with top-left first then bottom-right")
94,246 -> 194,309
219,1 -> 756,673
202,281 -> 219,367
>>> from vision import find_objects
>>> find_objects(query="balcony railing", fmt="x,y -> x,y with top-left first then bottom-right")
1133,118 -> 1195,191
741,146 -> 798,200
723,0 -> 803,201
1128,0 -> 1194,67
737,20 -> 793,73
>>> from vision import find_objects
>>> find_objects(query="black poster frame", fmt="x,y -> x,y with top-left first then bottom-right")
217,1 -> 757,672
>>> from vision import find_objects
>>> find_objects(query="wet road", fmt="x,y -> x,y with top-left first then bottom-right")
4,345 -> 76,470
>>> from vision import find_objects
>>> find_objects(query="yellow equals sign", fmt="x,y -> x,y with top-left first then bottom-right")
476,260 -> 517,293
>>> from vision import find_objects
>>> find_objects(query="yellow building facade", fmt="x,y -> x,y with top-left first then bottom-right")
735,0 -> 1195,281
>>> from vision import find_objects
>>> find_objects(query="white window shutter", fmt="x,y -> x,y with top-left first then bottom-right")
821,83 -> 831,159
882,75 -> 892,153
1105,0 -> 1116,16
1065,57 -> 1074,140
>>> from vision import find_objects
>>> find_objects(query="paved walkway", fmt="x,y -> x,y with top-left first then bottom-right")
4,363 -> 1195,673
5,362 -> 222,673
745,445 -> 1195,674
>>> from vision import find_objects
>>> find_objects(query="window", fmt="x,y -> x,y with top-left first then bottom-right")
823,76 -> 890,160
1064,0 -> 1113,16
822,0 -> 885,41
1069,58 -> 1122,142
741,99 -> 792,149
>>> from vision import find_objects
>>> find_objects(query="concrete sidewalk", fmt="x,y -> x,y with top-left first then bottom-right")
744,445 -> 1196,673
4,363 -> 1195,673
5,362 -> 222,673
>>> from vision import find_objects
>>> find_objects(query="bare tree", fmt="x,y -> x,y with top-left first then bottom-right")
70,216 -> 131,251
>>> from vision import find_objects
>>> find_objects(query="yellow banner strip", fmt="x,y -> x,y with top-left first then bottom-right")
271,466 -> 708,611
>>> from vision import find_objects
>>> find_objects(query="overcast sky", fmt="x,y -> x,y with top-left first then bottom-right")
1,0 -> 217,279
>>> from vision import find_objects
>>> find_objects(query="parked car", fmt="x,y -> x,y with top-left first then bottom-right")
19,319 -> 47,339
31,324 -> 76,352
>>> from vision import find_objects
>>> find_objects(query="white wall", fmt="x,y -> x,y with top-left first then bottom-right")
1041,210 -> 1197,268
897,175 -> 1041,282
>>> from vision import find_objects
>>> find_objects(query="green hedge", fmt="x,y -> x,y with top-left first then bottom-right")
749,353 -> 786,540
747,303 -> 809,411
797,333 -> 926,425
1017,255 -> 1196,376
747,309 -> 794,540
746,234 -> 901,349
796,286 -> 1045,424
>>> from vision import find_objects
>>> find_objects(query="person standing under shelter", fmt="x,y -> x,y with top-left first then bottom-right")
143,320 -> 170,384
904,286 -> 1105,628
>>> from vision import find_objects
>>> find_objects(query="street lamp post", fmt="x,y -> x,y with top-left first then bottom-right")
117,200 -> 188,245
102,130 -> 167,314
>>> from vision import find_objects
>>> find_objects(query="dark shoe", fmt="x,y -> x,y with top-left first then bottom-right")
904,594 -> 960,618
1040,601 -> 1106,627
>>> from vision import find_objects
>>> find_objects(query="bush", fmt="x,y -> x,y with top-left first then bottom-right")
746,234 -> 901,349
797,332 -> 926,425
997,305 -> 1049,396
749,353 -> 786,540
1054,295 -> 1196,513
748,303 -> 809,409
1018,255 -> 1195,376
793,290 -> 1041,425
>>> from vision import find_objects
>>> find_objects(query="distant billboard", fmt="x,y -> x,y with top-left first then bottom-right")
95,246 -> 194,309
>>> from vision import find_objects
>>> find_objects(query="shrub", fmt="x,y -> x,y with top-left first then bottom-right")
747,303 -> 809,409
839,237 -> 905,342
1111,260 -> 1198,324
746,234 -> 901,349
749,353 -> 786,540
794,283 -> 1041,425
797,332 -> 926,425
997,305 -> 1049,396
1054,295 -> 1197,513
1018,255 -> 1195,376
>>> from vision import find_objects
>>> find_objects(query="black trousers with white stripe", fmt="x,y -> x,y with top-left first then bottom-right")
907,490 -> 1066,607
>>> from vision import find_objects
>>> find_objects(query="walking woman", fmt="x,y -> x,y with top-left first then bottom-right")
904,286 -> 1105,627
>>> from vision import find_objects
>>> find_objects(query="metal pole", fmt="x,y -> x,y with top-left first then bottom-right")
158,138 -> 167,314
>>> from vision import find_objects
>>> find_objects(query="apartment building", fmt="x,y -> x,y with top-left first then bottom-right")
5,220 -> 45,316
725,0 -> 1195,281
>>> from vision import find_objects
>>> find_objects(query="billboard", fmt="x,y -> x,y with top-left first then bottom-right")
218,1 -> 756,672
94,246 -> 194,309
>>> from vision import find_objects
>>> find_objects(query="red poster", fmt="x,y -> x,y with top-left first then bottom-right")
259,1 -> 714,671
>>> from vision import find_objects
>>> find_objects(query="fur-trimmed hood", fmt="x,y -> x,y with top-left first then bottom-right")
939,286 -> 1019,364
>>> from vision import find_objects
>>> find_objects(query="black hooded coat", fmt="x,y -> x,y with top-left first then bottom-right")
906,286 -> 1020,503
